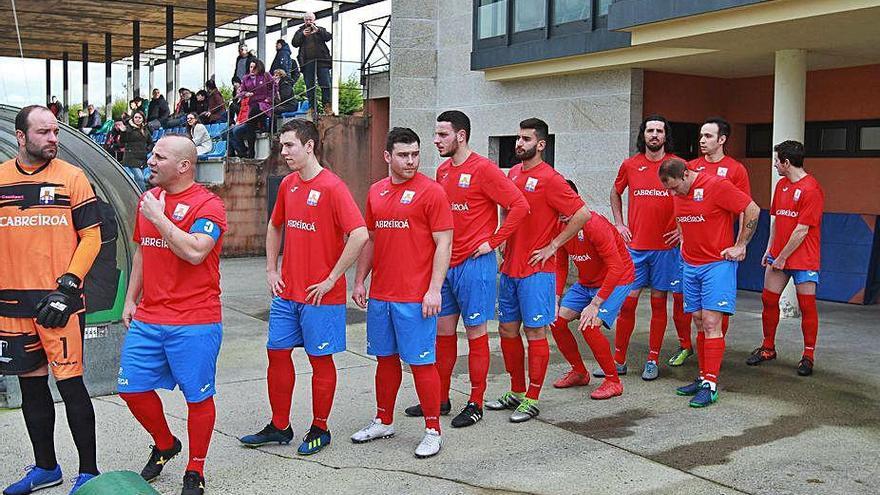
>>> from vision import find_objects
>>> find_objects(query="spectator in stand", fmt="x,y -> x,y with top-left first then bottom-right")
122,97 -> 145,125
203,79 -> 227,124
47,96 -> 63,119
270,39 -> 299,82
165,88 -> 195,128
193,91 -> 210,121
77,104 -> 102,134
147,88 -> 171,130
186,112 -> 214,157
234,43 -> 256,84
292,12 -> 333,116
115,110 -> 151,191
273,69 -> 298,115
230,59 -> 274,159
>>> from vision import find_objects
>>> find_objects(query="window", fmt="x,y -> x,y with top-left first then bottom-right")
553,0 -> 590,25
819,127 -> 847,152
859,126 -> 880,151
670,121 -> 700,160
491,134 -> 555,168
514,0 -> 546,32
746,124 -> 772,158
478,0 -> 507,40
745,120 -> 880,158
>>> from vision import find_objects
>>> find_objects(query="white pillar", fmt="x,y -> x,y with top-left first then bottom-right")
772,49 -> 807,318
257,0 -> 267,62
331,2 -> 341,115
148,60 -> 155,93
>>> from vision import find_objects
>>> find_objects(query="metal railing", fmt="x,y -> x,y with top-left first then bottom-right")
360,14 -> 390,82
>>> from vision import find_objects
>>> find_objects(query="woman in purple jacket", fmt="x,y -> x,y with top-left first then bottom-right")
230,59 -> 275,158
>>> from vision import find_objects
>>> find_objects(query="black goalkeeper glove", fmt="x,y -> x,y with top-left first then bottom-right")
35,273 -> 83,328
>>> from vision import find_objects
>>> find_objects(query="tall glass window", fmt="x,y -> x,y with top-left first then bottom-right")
514,0 -> 546,32
478,0 -> 507,39
553,0 -> 590,25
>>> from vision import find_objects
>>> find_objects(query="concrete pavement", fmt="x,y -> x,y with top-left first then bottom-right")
0,257 -> 877,495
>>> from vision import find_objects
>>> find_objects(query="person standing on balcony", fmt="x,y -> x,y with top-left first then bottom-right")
292,12 -> 332,116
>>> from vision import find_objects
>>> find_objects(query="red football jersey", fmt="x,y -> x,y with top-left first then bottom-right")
501,162 -> 585,278
134,184 -> 227,325
436,152 -> 528,267
365,173 -> 453,302
613,153 -> 679,250
673,173 -> 752,266
770,175 -> 824,270
688,155 -> 751,196
556,212 -> 635,300
270,169 -> 365,304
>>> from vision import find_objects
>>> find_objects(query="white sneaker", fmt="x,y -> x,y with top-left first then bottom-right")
350,418 -> 395,444
414,428 -> 442,458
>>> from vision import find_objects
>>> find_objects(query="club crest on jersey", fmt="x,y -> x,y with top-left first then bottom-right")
307,189 -> 321,206
172,203 -> 190,221
794,189 -> 802,201
693,188 -> 704,202
39,187 -> 55,205
577,231 -> 584,241
717,167 -> 728,177
401,190 -> 416,204
524,177 -> 538,192
458,173 -> 471,188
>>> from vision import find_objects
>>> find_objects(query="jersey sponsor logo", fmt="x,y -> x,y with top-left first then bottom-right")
775,209 -> 799,218
141,236 -> 170,248
717,167 -> 728,177
375,219 -> 410,229
693,188 -> 704,202
637,166 -> 648,172
451,202 -> 469,211
0,214 -> 69,227
677,214 -> 706,223
286,219 -> 317,231
794,189 -> 802,201
0,193 -> 24,201
458,173 -> 471,188
569,253 -> 592,262
401,190 -> 416,204
39,186 -> 55,204
524,177 -> 538,192
172,203 -> 190,221
632,188 -> 669,197
307,189 -> 321,206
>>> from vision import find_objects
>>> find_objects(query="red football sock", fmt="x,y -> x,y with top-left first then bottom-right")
467,334 -> 490,407
614,296 -> 639,364
435,335 -> 458,402
761,289 -> 781,349
525,337 -> 550,400
266,349 -> 295,430
308,354 -> 336,431
499,335 -> 526,394
696,331 -> 706,378
797,293 -> 819,361
721,314 -> 730,336
411,364 -> 441,432
701,337 -> 726,388
647,296 -> 668,362
375,355 -> 402,425
581,325 -> 619,383
672,293 -> 693,350
120,391 -> 175,451
549,317 -> 586,374
186,397 -> 215,475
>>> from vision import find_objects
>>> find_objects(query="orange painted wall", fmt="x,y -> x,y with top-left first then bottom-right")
644,65 -> 880,214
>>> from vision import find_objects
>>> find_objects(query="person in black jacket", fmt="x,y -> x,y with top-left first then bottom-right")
292,12 -> 332,115
270,39 -> 300,83
147,88 -> 170,130
115,110 -> 151,191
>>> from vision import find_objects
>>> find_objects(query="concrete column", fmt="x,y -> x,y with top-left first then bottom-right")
148,60 -> 155,94
166,6 -> 175,109
257,0 -> 267,62
174,52 -> 181,102
82,43 -> 89,107
126,64 -> 133,102
206,0 -> 216,81
62,52 -> 69,123
772,48 -> 807,318
132,21 -> 141,97
105,33 -> 112,121
331,2 -> 341,115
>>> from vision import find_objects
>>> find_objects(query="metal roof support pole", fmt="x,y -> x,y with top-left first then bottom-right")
132,21 -> 141,98
62,52 -> 69,123
257,0 -> 267,63
45,59 -> 51,107
148,60 -> 154,94
166,5 -> 175,108
126,63 -> 133,102
331,2 -> 340,115
82,43 -> 89,108
206,0 -> 216,82
174,51 -> 181,98
105,33 -> 112,121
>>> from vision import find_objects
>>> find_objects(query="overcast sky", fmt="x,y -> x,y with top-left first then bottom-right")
0,0 -> 389,108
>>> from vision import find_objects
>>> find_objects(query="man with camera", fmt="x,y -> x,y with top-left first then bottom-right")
292,12 -> 333,116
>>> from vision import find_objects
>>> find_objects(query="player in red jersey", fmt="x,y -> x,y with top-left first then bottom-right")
400,110 -> 528,428
602,115 -> 692,387
747,140 -> 824,376
239,119 -> 368,454
486,118 -> 589,422
350,128 -> 453,458
118,135 -> 227,495
688,117 -> 752,338
659,158 -> 759,408
552,180 -> 635,399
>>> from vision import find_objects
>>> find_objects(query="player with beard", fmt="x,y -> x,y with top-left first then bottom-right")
400,111 -> 528,428
487,118 -> 589,422
0,105 -> 102,495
